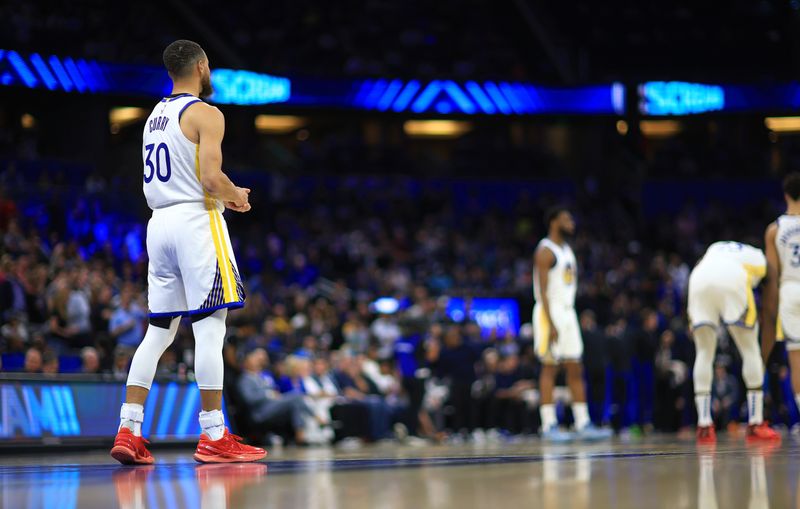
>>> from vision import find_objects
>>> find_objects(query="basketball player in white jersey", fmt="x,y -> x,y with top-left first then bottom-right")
111,40 -> 265,464
688,241 -> 780,444
762,172 -> 800,435
534,207 -> 611,442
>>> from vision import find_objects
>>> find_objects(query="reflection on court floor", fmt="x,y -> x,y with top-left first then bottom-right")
0,438 -> 796,509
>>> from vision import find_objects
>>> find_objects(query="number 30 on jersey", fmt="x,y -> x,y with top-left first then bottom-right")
144,142 -> 171,183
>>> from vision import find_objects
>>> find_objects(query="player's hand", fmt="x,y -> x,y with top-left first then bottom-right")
548,326 -> 558,346
226,187 -> 251,212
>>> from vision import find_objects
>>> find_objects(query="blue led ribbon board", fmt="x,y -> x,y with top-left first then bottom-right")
352,79 -> 626,115
0,49 -> 291,106
0,380 -> 223,442
639,81 -> 725,115
210,68 -> 290,105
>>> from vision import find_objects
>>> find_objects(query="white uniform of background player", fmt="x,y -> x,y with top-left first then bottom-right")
687,241 -> 769,433
533,238 -> 581,362
533,208 -> 610,441
775,215 -> 800,348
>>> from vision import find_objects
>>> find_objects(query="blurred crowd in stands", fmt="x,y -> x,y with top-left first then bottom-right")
0,153 -> 796,444
1,0 -> 792,83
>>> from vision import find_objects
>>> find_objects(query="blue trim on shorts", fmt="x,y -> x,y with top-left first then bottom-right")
691,321 -> 718,331
722,318 -> 756,330
149,301 -> 244,319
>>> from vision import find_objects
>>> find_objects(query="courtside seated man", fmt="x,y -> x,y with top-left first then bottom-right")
533,207 -> 611,442
110,40 -> 265,464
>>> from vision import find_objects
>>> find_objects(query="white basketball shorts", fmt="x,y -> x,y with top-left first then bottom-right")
146,201 -> 245,318
533,303 -> 583,364
688,257 -> 753,330
780,281 -> 800,351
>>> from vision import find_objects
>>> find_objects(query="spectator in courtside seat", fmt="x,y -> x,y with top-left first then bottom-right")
42,350 -> 59,376
237,348 -> 314,444
24,347 -> 42,373
81,346 -> 101,374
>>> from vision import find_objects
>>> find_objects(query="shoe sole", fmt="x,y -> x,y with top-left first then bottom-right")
193,451 -> 267,464
110,445 -> 154,465
745,435 -> 781,443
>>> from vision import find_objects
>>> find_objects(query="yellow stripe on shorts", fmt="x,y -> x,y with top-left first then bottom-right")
777,316 -> 785,342
196,145 -> 238,303
743,264 -> 766,328
537,306 -> 550,357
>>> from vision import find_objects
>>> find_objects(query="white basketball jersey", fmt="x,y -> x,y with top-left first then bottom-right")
533,238 -> 577,307
775,215 -> 800,285
142,94 -> 220,211
702,241 -> 766,287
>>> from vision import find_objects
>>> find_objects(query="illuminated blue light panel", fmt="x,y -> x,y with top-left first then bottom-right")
0,49 -> 291,106
0,381 -> 218,441
352,79 -> 625,115
639,81 -> 725,115
210,68 -> 291,105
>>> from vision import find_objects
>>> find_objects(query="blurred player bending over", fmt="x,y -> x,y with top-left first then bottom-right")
533,207 -> 611,442
762,172 -> 800,435
110,40 -> 265,464
688,241 -> 779,444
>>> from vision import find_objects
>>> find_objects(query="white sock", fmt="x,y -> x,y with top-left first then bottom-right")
199,409 -> 226,441
540,404 -> 557,432
572,402 -> 590,430
747,390 -> 764,425
696,394 -> 712,427
795,393 -> 800,416
120,403 -> 144,436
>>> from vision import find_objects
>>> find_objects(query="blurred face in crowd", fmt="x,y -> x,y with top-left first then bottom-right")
24,348 -> 42,373
42,354 -> 59,375
313,357 -> 329,377
714,364 -> 727,380
444,326 -> 462,348
579,310 -> 597,331
244,348 -> 268,373
483,349 -> 499,373
643,310 -> 658,332
82,348 -> 100,373
660,330 -> 675,348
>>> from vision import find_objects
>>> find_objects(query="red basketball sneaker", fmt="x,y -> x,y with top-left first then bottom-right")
696,426 -> 716,445
746,423 -> 781,443
193,428 -> 267,463
110,428 -> 155,465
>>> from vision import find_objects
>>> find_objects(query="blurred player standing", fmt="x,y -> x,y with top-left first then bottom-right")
110,40 -> 265,464
763,172 -> 800,435
533,207 -> 611,442
688,241 -> 780,444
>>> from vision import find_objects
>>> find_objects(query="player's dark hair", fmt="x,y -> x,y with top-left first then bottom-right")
162,40 -> 206,78
545,206 -> 570,227
783,172 -> 800,201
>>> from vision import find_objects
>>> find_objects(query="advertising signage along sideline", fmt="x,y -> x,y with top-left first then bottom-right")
0,379 -> 217,445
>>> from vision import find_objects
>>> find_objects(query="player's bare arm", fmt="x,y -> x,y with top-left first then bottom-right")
761,222 -> 780,362
183,102 -> 251,212
535,246 -> 558,344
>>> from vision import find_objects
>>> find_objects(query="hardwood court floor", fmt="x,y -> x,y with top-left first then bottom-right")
0,435 -> 796,508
